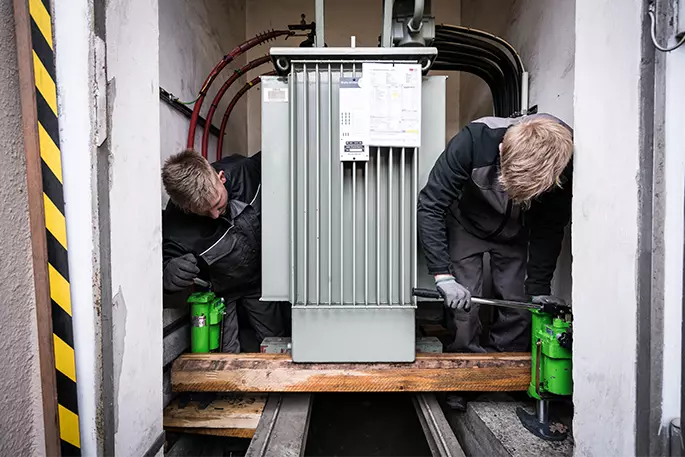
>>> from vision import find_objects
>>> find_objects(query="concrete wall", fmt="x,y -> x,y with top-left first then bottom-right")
460,0 -> 575,125
0,0 -> 47,455
106,0 -> 164,455
661,0 -> 685,431
460,0 -> 575,301
245,0 -> 461,153
159,0 -> 248,197
572,0 -> 644,454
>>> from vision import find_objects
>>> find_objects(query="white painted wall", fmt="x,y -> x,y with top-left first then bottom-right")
460,0 -> 575,301
572,0 -> 643,455
159,0 -> 248,199
461,0 -> 575,125
106,0 -> 163,455
53,0 -> 101,454
245,0 -> 461,152
661,2 -> 685,428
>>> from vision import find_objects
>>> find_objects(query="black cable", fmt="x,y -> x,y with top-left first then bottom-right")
431,26 -> 525,117
159,87 -> 221,137
435,34 -> 521,113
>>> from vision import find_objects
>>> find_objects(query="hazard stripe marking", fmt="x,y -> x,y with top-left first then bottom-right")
30,18 -> 55,81
46,230 -> 69,281
58,405 -> 80,448
41,160 -> 64,212
52,300 -> 74,347
28,0 -> 52,49
29,0 -> 81,452
54,335 -> 76,383
33,51 -> 57,115
48,264 -> 71,316
56,371 -> 78,415
39,123 -> 62,182
36,90 -> 60,152
61,440 -> 80,457
44,193 -> 67,248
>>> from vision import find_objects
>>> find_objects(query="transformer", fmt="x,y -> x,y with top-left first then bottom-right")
261,47 -> 446,362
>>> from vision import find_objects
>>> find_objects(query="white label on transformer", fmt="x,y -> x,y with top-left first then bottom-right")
363,63 -> 422,148
339,76 -> 369,161
263,87 -> 288,103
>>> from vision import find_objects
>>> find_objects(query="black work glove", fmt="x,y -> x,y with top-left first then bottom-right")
163,253 -> 200,292
436,276 -> 472,311
531,295 -> 567,307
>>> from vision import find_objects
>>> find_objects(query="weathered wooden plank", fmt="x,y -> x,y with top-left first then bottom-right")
172,353 -> 531,393
164,426 -> 255,439
163,393 -> 266,439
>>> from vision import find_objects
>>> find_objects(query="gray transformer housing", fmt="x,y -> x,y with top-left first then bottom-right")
261,48 -> 446,362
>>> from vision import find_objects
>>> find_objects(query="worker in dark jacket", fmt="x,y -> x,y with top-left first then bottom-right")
417,114 -> 572,354
161,149 -> 284,352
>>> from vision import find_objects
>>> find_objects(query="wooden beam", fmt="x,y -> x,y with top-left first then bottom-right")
164,394 -> 266,439
12,0 -> 60,454
172,353 -> 531,393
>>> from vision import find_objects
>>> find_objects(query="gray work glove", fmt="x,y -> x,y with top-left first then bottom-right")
436,276 -> 472,311
163,253 -> 200,292
531,295 -> 567,307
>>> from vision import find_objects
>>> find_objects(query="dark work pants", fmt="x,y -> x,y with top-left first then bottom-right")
446,220 -> 531,353
221,292 -> 286,353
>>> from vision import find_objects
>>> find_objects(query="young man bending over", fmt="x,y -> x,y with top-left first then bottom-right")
161,150 -> 285,352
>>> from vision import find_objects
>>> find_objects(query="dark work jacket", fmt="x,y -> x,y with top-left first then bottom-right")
416,115 -> 573,296
162,153 -> 262,300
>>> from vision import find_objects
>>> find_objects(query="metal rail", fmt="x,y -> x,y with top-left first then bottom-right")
246,392 -> 464,457
413,393 -> 466,457
246,394 -> 313,457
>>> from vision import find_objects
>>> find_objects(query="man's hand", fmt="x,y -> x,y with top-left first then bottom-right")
435,275 -> 472,311
531,295 -> 567,307
163,253 -> 200,292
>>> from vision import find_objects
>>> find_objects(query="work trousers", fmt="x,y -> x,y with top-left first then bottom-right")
446,219 -> 531,353
221,292 -> 286,353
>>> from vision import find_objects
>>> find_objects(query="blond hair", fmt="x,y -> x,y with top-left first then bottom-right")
162,149 -> 222,213
499,116 -> 573,205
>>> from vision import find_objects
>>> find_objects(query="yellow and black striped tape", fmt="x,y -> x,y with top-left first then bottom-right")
28,0 -> 81,454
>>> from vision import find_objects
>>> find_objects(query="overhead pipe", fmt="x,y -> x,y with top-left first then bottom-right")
408,0 -> 424,32
217,71 -> 277,159
186,30 -> 294,150
201,55 -> 271,159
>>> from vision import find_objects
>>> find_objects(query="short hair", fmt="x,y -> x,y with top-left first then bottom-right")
499,116 -> 573,205
162,149 -> 222,214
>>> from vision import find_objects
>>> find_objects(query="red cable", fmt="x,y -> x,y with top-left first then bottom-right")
201,55 -> 271,159
217,71 -> 277,159
186,30 -> 292,152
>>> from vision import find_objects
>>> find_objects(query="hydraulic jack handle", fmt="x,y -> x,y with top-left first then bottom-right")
411,287 -> 571,316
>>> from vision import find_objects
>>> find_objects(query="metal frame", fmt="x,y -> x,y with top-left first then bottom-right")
246,394 -> 313,457
270,47 -> 439,74
413,394 -> 466,457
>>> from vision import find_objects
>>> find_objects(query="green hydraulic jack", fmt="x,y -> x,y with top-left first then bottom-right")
412,288 -> 573,441
188,278 -> 226,353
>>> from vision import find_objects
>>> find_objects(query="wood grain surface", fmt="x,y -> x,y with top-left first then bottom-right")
163,393 -> 266,438
172,353 -> 531,393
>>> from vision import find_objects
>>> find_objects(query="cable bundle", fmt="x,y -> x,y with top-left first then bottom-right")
433,24 -> 524,117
